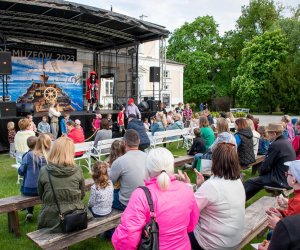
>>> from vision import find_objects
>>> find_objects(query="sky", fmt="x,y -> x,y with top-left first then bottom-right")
66,0 -> 298,35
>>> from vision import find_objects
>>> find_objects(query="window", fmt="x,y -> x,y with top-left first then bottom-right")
105,79 -> 114,95
163,70 -> 170,78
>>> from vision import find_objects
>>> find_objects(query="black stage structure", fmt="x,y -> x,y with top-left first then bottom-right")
0,0 -> 169,151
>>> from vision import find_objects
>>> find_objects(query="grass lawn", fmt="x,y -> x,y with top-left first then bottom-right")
0,143 -> 269,249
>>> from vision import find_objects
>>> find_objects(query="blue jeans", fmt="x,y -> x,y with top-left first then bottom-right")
112,189 -> 126,211
192,153 -> 203,169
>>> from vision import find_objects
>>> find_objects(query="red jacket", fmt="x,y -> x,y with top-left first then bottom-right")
86,78 -> 99,100
278,190 -> 300,217
68,128 -> 85,156
292,135 -> 300,160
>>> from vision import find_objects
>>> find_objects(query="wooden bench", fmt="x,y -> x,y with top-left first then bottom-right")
174,155 -> 194,167
0,178 -> 94,237
237,196 -> 277,249
242,155 -> 265,175
264,186 -> 294,197
27,209 -> 122,250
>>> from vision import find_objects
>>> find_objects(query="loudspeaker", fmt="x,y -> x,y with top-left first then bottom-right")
138,101 -> 149,112
0,101 -> 16,117
149,66 -> 160,82
16,103 -> 34,116
0,52 -> 12,75
147,99 -> 160,112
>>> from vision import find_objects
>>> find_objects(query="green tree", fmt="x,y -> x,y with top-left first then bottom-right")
232,29 -> 288,111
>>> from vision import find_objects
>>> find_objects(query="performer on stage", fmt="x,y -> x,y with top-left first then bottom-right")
86,71 -> 99,113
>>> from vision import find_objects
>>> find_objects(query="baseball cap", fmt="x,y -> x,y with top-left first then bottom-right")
284,160 -> 300,183
128,98 -> 134,105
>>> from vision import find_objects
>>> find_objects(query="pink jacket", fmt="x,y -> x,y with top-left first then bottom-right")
112,176 -> 199,250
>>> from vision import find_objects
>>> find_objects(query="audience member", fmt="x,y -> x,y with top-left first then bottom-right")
150,112 -> 167,135
18,134 -> 51,221
7,121 -> 16,158
188,128 -> 206,156
257,126 -> 270,155
107,113 -> 113,129
175,102 -> 184,114
180,143 -> 245,250
112,147 -> 199,249
14,118 -> 36,159
38,116 -> 51,134
294,120 -> 300,136
66,121 -> 85,157
143,117 -> 150,131
199,116 -> 214,150
182,103 -> 193,127
226,112 -> 236,123
93,118 -> 112,154
158,102 -> 167,115
127,114 -> 150,151
166,111 -> 174,125
37,137 -> 85,232
244,123 -> 296,200
92,111 -> 102,132
117,106 -> 125,132
109,129 -> 147,211
75,119 -> 84,133
253,117 -> 260,131
125,98 -> 141,119
246,118 -> 261,157
234,118 -> 255,168
281,115 -> 295,143
60,113 -> 71,135
167,113 -> 184,140
48,101 -> 61,139
26,114 -> 37,132
88,161 -> 113,217
191,112 -> 200,128
112,122 -> 123,138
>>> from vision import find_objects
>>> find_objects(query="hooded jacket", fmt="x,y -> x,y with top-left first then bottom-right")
127,118 -> 150,147
236,127 -> 255,167
37,163 -> 85,232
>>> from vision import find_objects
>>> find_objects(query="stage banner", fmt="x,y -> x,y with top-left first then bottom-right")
9,57 -> 83,112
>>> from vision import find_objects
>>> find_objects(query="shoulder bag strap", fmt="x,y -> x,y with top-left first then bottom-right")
47,170 -> 63,217
139,186 -> 155,215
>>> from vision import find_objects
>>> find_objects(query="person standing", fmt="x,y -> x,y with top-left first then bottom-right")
182,103 -> 193,127
7,121 -> 16,158
48,101 -> 61,139
60,113 -> 71,136
86,71 -> 99,113
38,116 -> 51,134
125,98 -> 141,119
117,106 -> 125,132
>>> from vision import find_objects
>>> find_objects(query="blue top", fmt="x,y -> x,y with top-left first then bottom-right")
37,121 -> 50,133
151,121 -> 165,135
234,134 -> 242,147
18,151 -> 47,196
60,118 -> 71,134
258,138 -> 270,155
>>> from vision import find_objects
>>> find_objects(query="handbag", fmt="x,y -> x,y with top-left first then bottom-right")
47,170 -> 88,233
138,186 -> 159,250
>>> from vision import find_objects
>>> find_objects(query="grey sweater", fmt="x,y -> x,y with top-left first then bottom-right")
93,129 -> 112,154
109,150 -> 147,206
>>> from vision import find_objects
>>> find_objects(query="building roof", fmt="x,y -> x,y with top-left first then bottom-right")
166,59 -> 185,66
0,0 -> 169,51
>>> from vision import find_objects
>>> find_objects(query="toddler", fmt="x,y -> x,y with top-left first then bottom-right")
143,117 -> 150,131
7,121 -> 16,158
88,162 -> 113,217
37,116 -> 50,134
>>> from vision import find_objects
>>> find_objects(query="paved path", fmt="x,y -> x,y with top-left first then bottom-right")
254,115 -> 300,126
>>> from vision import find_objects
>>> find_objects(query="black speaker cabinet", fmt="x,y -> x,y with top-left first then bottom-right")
0,102 -> 16,117
16,102 -> 34,116
147,99 -> 160,112
0,52 -> 12,75
149,66 -> 160,82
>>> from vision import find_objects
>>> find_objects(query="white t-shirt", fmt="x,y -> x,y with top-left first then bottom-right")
194,176 -> 245,250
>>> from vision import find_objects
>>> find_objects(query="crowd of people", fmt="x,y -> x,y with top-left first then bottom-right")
5,100 -> 300,249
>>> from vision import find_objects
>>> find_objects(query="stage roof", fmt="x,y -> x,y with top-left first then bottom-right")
0,0 -> 169,51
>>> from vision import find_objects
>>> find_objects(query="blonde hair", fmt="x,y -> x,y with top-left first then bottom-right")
281,115 -> 291,124
7,121 -> 15,130
257,125 -> 268,139
146,148 -> 174,191
246,118 -> 255,131
92,161 -> 110,189
173,113 -> 182,121
48,137 -> 75,167
194,113 -> 200,119
156,112 -> 167,128
33,134 -> 51,160
18,118 -> 30,130
217,118 -> 229,133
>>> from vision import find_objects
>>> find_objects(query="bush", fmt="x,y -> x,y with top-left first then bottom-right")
190,103 -> 197,111
233,111 -> 246,118
211,111 -> 220,118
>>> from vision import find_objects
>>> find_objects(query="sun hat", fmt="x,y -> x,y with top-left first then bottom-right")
266,123 -> 284,132
284,160 -> 300,183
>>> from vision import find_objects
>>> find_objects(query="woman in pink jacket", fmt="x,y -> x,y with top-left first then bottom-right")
112,147 -> 199,250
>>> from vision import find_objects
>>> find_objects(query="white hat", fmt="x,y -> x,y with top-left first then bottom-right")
284,160 -> 300,183
75,119 -> 81,125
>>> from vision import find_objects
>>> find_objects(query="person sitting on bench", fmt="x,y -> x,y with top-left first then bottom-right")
244,123 -> 296,201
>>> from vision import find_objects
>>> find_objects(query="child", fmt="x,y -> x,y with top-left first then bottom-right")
143,117 -> 150,131
60,113 -> 71,135
7,121 -> 16,158
257,126 -> 270,155
92,111 -> 102,132
117,106 -> 125,132
88,161 -> 113,217
166,111 -> 174,125
188,128 -> 206,156
37,116 -> 50,134
18,134 -> 50,221
107,113 -> 113,129
26,114 -> 37,132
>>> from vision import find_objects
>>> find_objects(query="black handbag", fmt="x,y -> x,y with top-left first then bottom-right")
138,186 -> 159,250
47,170 -> 88,233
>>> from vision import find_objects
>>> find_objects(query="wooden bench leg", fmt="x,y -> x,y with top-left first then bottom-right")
8,211 -> 20,237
